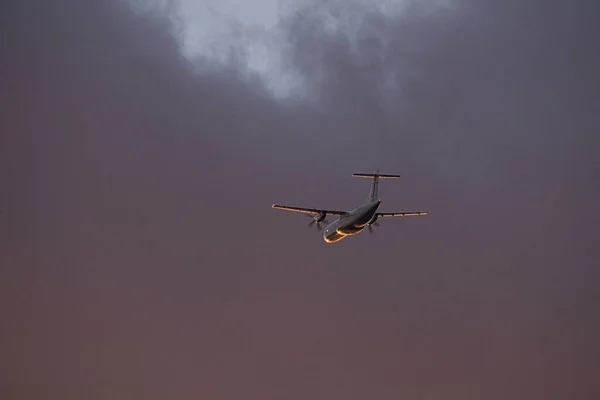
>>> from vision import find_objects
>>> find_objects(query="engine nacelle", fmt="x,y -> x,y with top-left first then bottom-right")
313,212 -> 326,223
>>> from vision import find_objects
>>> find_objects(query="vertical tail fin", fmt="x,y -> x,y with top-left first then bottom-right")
352,172 -> 400,202
370,175 -> 380,202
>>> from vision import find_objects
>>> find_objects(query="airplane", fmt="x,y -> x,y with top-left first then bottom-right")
272,172 -> 428,243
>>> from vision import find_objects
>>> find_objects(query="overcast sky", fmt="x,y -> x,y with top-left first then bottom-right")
1,0 -> 599,399
130,0 -> 453,96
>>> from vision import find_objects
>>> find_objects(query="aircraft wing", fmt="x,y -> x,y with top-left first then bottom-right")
376,211 -> 429,217
272,204 -> 346,215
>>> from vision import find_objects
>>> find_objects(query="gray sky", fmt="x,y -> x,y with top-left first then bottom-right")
1,0 -> 599,399
132,0 -> 451,96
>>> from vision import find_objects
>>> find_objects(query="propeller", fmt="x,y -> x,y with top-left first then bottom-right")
367,222 -> 380,234
306,213 -> 328,231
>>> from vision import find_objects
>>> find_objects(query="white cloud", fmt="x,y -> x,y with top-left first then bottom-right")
127,0 -> 453,97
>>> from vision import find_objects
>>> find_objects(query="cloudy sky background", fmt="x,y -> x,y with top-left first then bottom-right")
1,0 -> 599,399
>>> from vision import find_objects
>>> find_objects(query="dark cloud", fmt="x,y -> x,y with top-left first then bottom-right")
1,0 -> 599,399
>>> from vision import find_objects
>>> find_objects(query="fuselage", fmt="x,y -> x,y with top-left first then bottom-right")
323,200 -> 381,243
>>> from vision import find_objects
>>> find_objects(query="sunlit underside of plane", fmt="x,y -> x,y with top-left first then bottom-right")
272,172 -> 428,243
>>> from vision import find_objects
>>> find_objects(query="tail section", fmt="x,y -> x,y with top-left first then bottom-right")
352,172 -> 400,202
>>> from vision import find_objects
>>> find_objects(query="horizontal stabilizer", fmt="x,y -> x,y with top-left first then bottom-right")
353,173 -> 400,178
